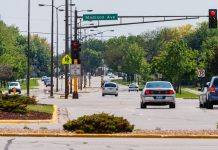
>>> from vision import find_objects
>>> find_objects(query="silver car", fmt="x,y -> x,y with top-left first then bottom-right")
102,82 -> 118,96
140,81 -> 176,109
128,83 -> 139,92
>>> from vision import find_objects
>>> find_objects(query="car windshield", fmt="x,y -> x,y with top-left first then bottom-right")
10,83 -> 18,86
129,84 -> 137,87
213,78 -> 218,87
105,83 -> 116,87
146,82 -> 172,88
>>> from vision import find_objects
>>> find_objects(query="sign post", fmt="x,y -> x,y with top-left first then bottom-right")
198,69 -> 205,89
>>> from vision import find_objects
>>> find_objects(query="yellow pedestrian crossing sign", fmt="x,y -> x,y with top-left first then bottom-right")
62,54 -> 72,64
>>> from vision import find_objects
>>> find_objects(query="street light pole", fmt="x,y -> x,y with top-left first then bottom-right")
50,0 -> 54,97
65,0 -> 69,99
27,0 -> 30,97
69,0 -> 73,94
56,7 -> 59,92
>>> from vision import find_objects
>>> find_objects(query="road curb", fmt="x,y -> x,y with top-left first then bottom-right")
0,105 -> 58,124
0,133 -> 218,138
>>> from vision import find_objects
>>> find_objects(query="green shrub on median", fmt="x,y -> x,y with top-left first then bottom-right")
0,100 -> 27,114
63,113 -> 134,133
2,94 -> 37,104
0,94 -> 37,114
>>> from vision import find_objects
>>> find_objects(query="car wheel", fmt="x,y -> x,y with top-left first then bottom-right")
140,102 -> 146,109
199,102 -> 203,108
169,103 -> 175,108
128,90 -> 130,92
206,101 -> 213,109
115,94 -> 118,96
102,94 -> 105,96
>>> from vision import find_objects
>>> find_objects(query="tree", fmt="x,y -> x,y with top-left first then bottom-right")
80,48 -> 102,73
152,40 -> 198,93
201,37 -> 218,78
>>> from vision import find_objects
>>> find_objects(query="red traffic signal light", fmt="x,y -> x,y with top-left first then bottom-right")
73,42 -> 79,48
71,40 -> 81,64
210,11 -> 216,17
71,40 -> 81,51
209,9 -> 217,28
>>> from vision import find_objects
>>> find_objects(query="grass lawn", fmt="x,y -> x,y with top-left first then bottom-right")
20,78 -> 39,90
176,90 -> 199,99
1,79 -> 39,91
111,79 -> 145,89
111,79 -> 129,86
27,104 -> 54,114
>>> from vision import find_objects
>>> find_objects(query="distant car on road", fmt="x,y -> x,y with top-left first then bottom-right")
44,77 -> 50,85
128,83 -> 139,92
45,80 -> 54,87
199,76 -> 218,109
41,76 -> 47,81
140,81 -> 176,109
8,82 -> 21,94
102,82 -> 118,96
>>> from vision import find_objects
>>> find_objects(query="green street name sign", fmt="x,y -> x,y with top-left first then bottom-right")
83,14 -> 118,21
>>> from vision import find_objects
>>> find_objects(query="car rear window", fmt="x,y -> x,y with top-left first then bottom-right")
213,78 -> 218,86
105,83 -> 116,87
10,83 -> 18,86
146,82 -> 172,88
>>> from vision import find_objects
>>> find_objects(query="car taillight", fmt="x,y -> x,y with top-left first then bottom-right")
169,90 -> 174,94
209,87 -> 215,93
145,90 -> 150,95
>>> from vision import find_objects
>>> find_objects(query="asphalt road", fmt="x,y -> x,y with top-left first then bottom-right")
0,76 -> 217,130
1,137 -> 218,150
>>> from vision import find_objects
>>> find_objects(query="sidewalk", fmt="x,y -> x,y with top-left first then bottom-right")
183,88 -> 202,95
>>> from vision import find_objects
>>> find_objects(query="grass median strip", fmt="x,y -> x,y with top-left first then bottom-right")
176,90 -> 198,99
27,104 -> 54,114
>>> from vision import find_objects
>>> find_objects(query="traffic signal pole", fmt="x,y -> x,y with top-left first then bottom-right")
73,8 -> 79,99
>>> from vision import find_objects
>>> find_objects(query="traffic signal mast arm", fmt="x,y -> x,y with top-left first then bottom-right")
77,15 -> 209,29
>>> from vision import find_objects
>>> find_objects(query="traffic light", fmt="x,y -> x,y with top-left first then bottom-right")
209,9 -> 217,28
71,40 -> 81,64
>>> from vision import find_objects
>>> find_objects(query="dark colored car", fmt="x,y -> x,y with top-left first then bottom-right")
199,76 -> 218,109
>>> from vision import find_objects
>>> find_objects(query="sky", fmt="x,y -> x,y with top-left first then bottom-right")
0,0 -> 217,54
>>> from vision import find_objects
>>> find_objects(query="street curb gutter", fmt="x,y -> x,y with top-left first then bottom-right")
0,133 -> 218,138
0,105 -> 58,124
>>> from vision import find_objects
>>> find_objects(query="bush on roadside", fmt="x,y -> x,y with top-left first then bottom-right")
0,94 -> 36,114
63,113 -> 134,133
1,94 -> 37,104
0,100 -> 27,114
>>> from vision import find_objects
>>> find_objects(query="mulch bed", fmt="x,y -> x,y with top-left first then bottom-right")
0,111 -> 52,120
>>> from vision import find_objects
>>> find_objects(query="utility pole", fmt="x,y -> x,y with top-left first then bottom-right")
27,0 -> 30,97
69,0 -> 73,94
50,0 -> 54,97
65,0 -> 69,99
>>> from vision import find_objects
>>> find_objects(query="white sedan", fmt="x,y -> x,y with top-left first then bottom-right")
140,81 -> 176,109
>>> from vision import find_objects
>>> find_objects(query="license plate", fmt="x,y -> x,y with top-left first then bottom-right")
155,96 -> 163,99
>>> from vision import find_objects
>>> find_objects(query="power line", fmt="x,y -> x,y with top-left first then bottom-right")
20,31 -> 65,35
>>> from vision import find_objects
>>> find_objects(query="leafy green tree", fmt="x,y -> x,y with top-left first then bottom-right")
80,48 -> 102,73
104,37 -> 129,72
152,40 -> 198,92
201,37 -> 218,78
